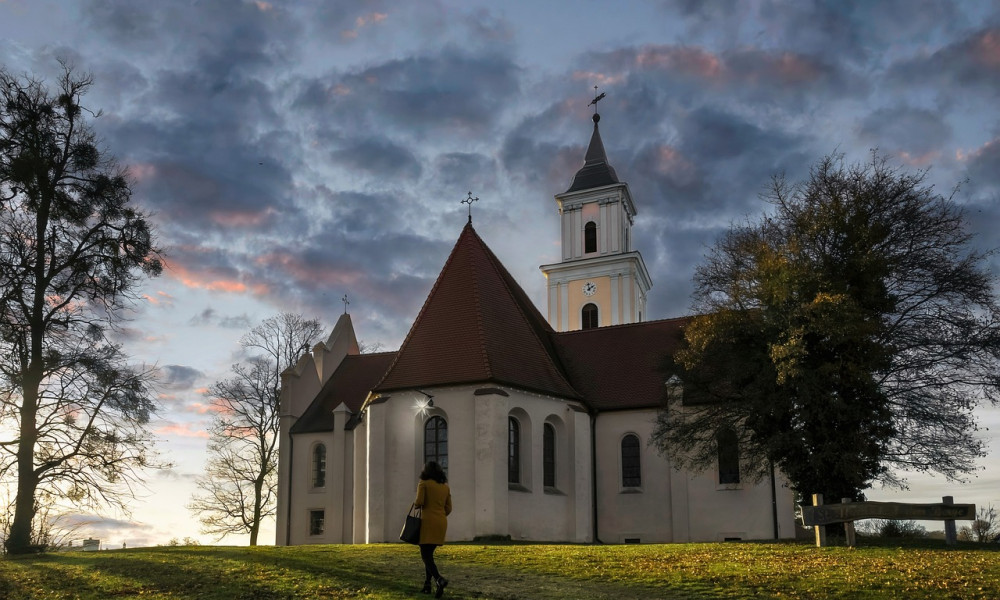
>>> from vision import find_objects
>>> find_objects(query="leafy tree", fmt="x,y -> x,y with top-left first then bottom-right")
188,313 -> 322,545
0,64 -> 162,554
652,153 -> 1000,503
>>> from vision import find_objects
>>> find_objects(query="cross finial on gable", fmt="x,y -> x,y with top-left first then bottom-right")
462,191 -> 479,223
342,294 -> 350,314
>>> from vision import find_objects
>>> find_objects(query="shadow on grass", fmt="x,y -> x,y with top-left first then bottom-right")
88,546 -> 420,599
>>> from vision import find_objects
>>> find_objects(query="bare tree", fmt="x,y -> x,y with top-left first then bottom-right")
188,313 -> 322,545
959,504 -> 1000,543
0,64 -> 162,554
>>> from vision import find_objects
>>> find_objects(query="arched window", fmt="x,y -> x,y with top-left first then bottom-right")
584,221 -> 597,253
717,428 -> 740,484
312,444 -> 326,488
508,417 -> 520,484
582,303 -> 598,330
424,416 -> 448,471
543,423 -> 556,488
621,434 -> 641,488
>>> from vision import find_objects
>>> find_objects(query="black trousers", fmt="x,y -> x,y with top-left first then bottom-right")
420,543 -> 441,582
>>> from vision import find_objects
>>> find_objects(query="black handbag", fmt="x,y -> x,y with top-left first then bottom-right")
400,504 -> 422,544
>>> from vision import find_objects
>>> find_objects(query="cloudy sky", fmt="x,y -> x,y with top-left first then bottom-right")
2,0 -> 1000,547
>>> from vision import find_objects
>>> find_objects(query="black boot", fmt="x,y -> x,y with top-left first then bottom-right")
435,577 -> 448,598
421,580 -> 432,594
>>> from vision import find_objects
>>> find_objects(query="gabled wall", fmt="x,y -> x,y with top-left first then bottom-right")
276,313 -> 359,546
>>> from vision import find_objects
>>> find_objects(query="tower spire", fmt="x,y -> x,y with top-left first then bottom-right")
565,93 -> 619,193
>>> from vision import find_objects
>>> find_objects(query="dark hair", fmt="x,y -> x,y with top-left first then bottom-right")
420,461 -> 447,484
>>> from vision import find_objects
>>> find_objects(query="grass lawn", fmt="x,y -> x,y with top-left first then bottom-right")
1,539 -> 998,599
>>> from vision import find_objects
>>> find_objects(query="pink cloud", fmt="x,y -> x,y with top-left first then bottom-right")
972,29 -> 1000,68
654,145 -> 697,185
185,401 -> 231,416
898,150 -> 941,167
769,52 -> 823,84
128,163 -> 157,182
956,137 -> 1000,163
342,11 -> 388,40
142,290 -> 175,307
209,207 -> 276,228
254,251 -> 364,288
155,422 -> 209,439
636,45 -> 724,80
571,70 -> 625,87
163,258 -> 270,296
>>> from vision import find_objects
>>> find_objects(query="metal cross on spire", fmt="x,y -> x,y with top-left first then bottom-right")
588,85 -> 606,113
342,294 -> 350,314
462,191 -> 479,223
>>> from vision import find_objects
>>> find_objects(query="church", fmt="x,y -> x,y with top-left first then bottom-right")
275,112 -> 798,545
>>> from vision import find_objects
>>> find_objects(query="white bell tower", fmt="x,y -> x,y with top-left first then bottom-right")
540,111 -> 652,332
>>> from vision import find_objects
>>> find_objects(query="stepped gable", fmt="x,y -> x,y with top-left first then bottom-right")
291,351 -> 397,434
552,317 -> 690,411
565,113 -> 620,193
374,223 -> 580,400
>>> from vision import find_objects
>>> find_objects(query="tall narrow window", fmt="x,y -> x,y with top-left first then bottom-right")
621,434 -> 641,488
508,417 -> 520,484
584,221 -> 597,253
312,444 -> 326,488
718,428 -> 740,484
424,416 -> 448,472
582,303 -> 598,329
543,423 -> 556,488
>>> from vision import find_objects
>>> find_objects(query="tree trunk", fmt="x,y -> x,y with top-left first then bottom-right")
6,372 -> 41,554
249,477 -> 264,546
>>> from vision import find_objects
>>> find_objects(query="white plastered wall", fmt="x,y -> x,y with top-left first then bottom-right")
594,408 -> 797,543
362,386 -> 590,543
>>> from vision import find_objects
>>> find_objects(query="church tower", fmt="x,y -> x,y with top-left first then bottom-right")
540,112 -> 652,332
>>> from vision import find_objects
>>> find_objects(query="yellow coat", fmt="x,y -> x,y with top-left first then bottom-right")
414,479 -> 452,545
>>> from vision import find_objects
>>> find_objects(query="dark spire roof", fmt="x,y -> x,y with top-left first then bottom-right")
373,223 -> 580,399
565,113 -> 620,193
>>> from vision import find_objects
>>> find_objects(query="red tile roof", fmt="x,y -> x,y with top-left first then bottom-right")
290,351 -> 397,434
373,223 -> 580,400
551,317 -> 690,411
292,225 -> 691,434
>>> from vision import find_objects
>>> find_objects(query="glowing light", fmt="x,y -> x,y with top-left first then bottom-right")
414,391 -> 435,417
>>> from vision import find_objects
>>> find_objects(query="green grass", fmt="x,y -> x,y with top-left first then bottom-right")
1,539 -> 998,599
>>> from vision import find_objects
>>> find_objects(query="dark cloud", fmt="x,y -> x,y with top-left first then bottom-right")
886,27 -> 1000,94
330,136 -> 422,180
431,152 -> 499,193
664,0 -> 965,64
159,365 -> 205,391
858,106 -> 952,157
293,46 -> 520,140
188,308 -> 252,330
965,138 -> 1000,190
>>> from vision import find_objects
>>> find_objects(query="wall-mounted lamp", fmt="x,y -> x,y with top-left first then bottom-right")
416,389 -> 434,407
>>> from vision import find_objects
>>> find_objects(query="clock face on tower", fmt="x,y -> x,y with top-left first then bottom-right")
582,281 -> 597,296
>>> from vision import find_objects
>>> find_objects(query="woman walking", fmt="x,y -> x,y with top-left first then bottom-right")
414,461 -> 452,597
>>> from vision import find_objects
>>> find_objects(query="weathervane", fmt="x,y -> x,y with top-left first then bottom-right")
461,191 -> 479,223
342,294 -> 350,314
588,85 -> 606,114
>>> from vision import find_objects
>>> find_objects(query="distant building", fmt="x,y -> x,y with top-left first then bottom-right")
276,112 -> 797,545
82,538 -> 100,551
